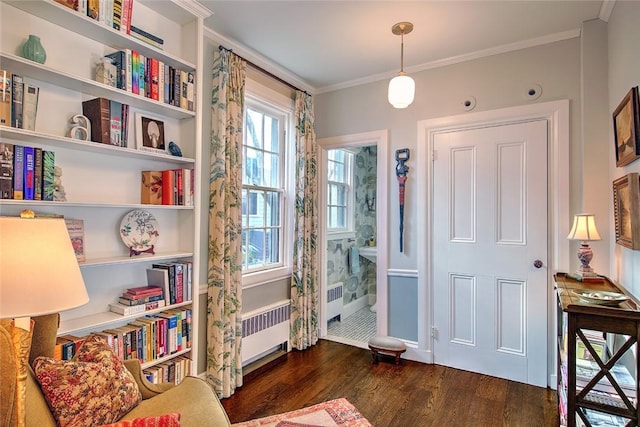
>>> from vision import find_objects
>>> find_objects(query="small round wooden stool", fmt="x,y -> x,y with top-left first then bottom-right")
368,336 -> 406,365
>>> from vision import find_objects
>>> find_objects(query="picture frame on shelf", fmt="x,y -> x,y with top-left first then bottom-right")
613,172 -> 640,250
612,86 -> 640,167
136,113 -> 166,154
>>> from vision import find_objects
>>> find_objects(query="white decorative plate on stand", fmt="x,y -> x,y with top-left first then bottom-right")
119,209 -> 159,256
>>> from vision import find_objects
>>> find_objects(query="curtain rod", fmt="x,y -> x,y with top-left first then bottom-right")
219,45 -> 308,95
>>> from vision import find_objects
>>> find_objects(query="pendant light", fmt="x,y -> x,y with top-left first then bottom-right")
388,22 -> 415,109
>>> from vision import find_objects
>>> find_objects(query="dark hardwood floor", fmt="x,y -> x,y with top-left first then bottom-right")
222,339 -> 558,426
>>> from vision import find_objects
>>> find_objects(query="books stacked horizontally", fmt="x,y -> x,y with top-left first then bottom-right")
141,169 -> 194,206
0,142 -> 56,201
109,285 -> 166,316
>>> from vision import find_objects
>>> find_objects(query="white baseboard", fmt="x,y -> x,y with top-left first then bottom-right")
342,296 -> 369,319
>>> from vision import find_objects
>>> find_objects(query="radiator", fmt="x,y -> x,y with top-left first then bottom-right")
241,300 -> 290,365
327,282 -> 344,321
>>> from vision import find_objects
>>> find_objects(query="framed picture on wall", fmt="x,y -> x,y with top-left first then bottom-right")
135,113 -> 167,154
613,172 -> 640,250
612,86 -> 640,167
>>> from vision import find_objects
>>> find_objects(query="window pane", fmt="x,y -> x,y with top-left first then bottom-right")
327,161 -> 338,182
247,109 -> 263,149
264,115 -> 279,153
245,148 -> 261,185
265,191 -> 280,227
249,191 -> 262,225
265,228 -> 280,264
328,149 -> 345,163
248,229 -> 265,268
335,185 -> 346,206
265,152 -> 280,187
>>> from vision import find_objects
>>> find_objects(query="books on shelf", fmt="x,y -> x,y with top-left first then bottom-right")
109,299 -> 166,316
0,69 -> 40,131
0,69 -> 11,126
82,97 -> 130,147
102,50 -> 195,111
141,169 -> 194,206
0,142 -> 13,199
151,260 -> 192,304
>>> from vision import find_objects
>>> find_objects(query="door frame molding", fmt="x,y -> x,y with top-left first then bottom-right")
317,130 -> 389,346
417,100 -> 569,386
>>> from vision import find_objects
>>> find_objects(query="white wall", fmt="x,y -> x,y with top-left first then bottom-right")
607,2 -> 640,294
315,38 -> 585,272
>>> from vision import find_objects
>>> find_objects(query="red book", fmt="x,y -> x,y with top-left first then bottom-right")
126,285 -> 163,295
150,58 -> 159,101
174,168 -> 183,205
162,169 -> 175,205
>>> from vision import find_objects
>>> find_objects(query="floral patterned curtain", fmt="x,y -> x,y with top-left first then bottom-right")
206,48 -> 245,398
290,91 -> 319,350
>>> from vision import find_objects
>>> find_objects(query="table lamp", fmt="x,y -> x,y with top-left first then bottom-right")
566,213 -> 602,280
0,212 -> 89,426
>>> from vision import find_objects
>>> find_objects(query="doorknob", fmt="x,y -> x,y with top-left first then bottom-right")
533,260 -> 543,269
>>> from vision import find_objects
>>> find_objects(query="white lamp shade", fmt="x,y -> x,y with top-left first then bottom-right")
388,74 -> 415,109
567,213 -> 601,241
0,216 -> 89,318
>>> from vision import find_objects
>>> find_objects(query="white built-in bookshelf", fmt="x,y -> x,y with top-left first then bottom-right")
0,0 -> 210,378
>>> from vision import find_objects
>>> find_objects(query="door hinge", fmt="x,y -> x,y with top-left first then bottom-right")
431,326 -> 438,339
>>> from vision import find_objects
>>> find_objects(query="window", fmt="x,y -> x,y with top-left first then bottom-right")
241,89 -> 293,286
327,149 -> 354,238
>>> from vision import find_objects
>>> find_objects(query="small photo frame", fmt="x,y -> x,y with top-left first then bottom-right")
135,113 -> 166,154
612,86 -> 640,167
613,172 -> 640,250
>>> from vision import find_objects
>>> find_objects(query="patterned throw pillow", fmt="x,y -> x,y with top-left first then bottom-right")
33,334 -> 142,427
100,413 -> 181,427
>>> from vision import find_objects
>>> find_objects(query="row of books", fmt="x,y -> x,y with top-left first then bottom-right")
0,143 -> 55,200
0,70 -> 40,130
55,0 -> 135,35
82,97 -> 130,147
143,354 -> 191,385
55,307 -> 192,364
104,49 -> 195,110
147,261 -> 193,305
141,169 -> 194,206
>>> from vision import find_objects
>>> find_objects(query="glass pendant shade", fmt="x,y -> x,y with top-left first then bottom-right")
388,73 -> 415,109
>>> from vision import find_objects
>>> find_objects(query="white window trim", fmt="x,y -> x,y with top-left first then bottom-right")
327,149 -> 355,238
242,79 -> 294,287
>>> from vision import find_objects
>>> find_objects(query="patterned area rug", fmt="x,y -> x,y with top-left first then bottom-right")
231,398 -> 372,427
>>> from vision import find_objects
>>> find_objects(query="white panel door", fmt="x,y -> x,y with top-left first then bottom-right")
432,120 -> 548,387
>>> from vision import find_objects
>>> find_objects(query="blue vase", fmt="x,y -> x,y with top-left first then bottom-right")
22,35 -> 46,64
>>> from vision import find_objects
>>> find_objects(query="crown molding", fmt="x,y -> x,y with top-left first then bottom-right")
172,0 -> 213,19
598,0 -> 616,22
204,27 -> 316,94
316,28 -> 581,94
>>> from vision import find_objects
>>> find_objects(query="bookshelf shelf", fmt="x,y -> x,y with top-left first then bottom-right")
140,347 -> 191,370
1,0 -> 208,380
58,300 -> 193,335
2,0 -> 196,71
0,127 -> 195,163
80,251 -> 194,268
555,273 -> 640,426
0,199 -> 194,210
0,54 -> 195,120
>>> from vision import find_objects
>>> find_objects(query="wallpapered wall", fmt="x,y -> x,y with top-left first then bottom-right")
326,146 -> 378,306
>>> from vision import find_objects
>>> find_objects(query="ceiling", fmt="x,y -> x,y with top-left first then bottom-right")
198,1 -> 608,93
